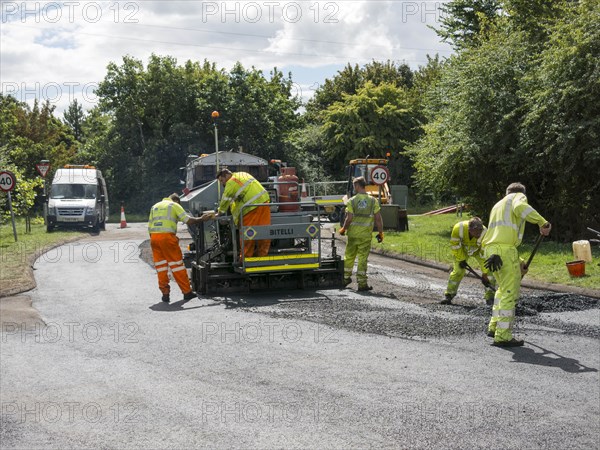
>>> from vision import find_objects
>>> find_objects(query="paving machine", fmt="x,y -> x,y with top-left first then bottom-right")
179,152 -> 344,295
188,202 -> 343,295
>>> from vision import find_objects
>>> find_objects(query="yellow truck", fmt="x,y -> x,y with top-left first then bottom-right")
345,158 -> 393,204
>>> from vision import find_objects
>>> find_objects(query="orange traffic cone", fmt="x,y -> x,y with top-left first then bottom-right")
119,205 -> 127,229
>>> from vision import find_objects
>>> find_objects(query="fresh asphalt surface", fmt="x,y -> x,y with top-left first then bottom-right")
1,224 -> 598,449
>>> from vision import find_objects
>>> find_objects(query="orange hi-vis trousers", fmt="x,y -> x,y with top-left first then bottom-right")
241,205 -> 271,258
150,232 -> 192,295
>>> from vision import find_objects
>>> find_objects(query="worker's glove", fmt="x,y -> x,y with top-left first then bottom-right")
484,254 -> 503,272
520,262 -> 529,277
376,232 -> 384,243
458,260 -> 468,269
338,227 -> 346,236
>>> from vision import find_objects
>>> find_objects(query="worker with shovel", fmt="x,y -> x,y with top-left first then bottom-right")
483,182 -> 551,347
441,217 -> 496,305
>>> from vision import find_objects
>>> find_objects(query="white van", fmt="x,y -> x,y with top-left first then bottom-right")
45,165 -> 109,232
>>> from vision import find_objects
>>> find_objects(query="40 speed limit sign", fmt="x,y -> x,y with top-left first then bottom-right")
370,166 -> 390,186
0,170 -> 16,192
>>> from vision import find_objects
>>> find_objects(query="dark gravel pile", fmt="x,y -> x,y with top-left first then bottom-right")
249,296 -> 488,341
460,293 -> 599,318
519,293 -> 600,313
245,290 -> 600,341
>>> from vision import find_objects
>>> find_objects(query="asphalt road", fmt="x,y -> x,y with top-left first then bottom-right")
1,223 -> 598,449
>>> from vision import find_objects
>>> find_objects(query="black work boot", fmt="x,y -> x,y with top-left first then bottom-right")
492,338 -> 524,347
183,291 -> 197,301
440,294 -> 454,305
357,285 -> 373,292
161,294 -> 170,303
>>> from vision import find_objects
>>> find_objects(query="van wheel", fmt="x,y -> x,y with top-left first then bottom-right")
92,218 -> 100,233
100,219 -> 106,231
46,224 -> 54,233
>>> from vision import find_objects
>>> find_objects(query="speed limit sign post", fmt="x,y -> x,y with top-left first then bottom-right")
370,165 -> 390,204
0,170 -> 18,242
370,165 -> 390,186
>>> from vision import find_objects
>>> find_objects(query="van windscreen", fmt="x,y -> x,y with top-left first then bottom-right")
50,184 -> 96,199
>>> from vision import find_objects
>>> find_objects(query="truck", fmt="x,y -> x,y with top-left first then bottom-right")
345,158 -> 393,204
339,157 -> 408,231
44,165 -> 109,232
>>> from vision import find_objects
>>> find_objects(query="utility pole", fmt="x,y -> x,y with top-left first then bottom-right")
212,111 -> 221,199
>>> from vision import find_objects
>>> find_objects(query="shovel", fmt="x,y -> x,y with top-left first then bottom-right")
522,234 -> 544,277
464,262 -> 496,291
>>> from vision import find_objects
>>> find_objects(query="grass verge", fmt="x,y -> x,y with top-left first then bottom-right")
0,218 -> 86,297
377,214 -> 600,289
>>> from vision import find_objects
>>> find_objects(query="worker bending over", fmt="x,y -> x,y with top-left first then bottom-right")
339,176 -> 384,292
215,169 -> 271,258
483,182 -> 551,347
148,193 -> 205,303
442,217 -> 496,305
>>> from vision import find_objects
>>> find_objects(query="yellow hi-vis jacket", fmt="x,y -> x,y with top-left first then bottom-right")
482,193 -> 547,248
217,172 -> 270,225
148,198 -> 191,234
346,193 -> 380,239
450,220 -> 487,261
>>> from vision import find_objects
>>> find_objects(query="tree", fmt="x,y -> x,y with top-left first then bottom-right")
520,0 -> 600,237
433,0 -> 501,50
409,29 -> 534,213
322,82 -> 422,184
411,0 -> 599,239
305,60 -> 414,122
219,63 -> 300,161
283,124 -> 330,182
0,162 -> 43,220
95,56 -> 301,211
63,99 -> 85,142
0,96 -> 77,182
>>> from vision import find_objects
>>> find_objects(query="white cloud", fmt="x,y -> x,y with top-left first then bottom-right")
0,1 -> 453,114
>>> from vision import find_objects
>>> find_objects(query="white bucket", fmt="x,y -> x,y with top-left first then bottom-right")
572,240 -> 593,263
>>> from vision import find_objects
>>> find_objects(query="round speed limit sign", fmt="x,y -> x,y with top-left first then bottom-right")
370,166 -> 390,186
0,170 -> 16,192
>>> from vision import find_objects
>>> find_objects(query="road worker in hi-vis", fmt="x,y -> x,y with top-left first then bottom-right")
442,217 -> 496,306
213,168 -> 272,258
483,182 -> 551,347
148,193 -> 204,303
339,176 -> 384,292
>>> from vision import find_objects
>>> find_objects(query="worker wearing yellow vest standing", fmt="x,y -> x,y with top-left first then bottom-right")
442,217 -> 496,305
483,183 -> 551,347
148,193 -> 204,303
215,169 -> 271,258
339,177 -> 384,292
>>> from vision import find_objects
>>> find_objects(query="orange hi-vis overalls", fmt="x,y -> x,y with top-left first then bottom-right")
218,172 -> 271,258
148,198 -> 193,296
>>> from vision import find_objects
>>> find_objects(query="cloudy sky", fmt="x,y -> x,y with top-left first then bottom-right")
0,1 -> 453,114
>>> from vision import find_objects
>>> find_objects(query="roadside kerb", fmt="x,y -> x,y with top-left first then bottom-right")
335,235 -> 600,299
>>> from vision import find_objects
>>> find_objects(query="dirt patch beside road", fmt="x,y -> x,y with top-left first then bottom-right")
0,295 -> 44,328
